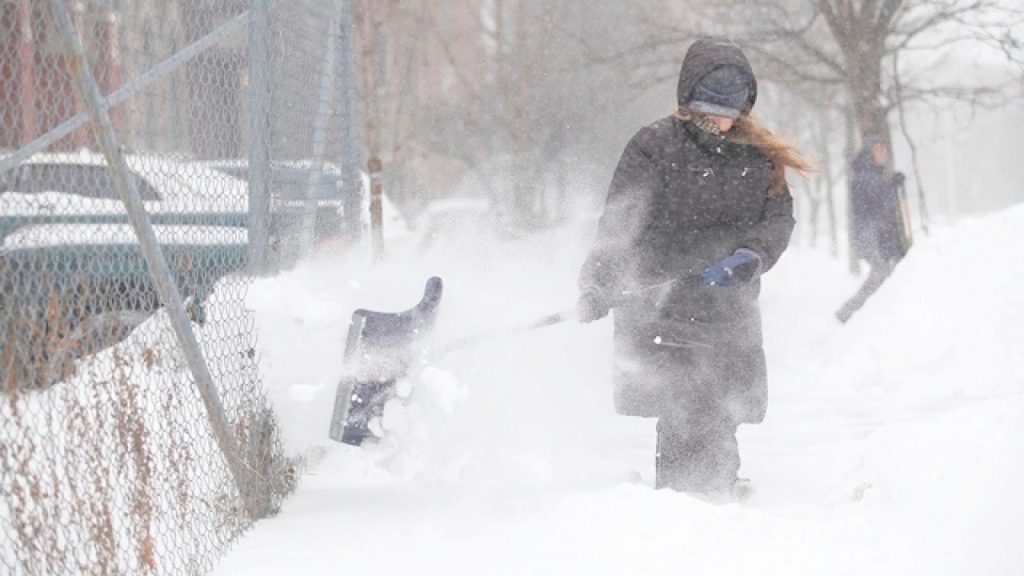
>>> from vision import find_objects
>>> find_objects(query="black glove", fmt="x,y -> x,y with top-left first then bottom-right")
893,172 -> 906,186
576,290 -> 610,323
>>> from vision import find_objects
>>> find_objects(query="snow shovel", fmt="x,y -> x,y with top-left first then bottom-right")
328,277 -> 443,446
328,274 -> 709,446
327,279 -> 576,446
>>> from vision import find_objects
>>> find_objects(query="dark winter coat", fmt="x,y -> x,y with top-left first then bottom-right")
578,39 -> 795,424
850,149 -> 907,264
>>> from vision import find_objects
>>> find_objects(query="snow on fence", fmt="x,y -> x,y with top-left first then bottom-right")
1,0 -> 361,573
0,295 -> 292,575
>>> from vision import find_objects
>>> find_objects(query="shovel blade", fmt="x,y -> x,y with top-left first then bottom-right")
329,277 -> 443,445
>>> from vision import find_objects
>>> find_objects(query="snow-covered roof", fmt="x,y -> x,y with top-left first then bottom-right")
1,223 -> 247,249
2,151 -> 249,213
0,190 -> 129,217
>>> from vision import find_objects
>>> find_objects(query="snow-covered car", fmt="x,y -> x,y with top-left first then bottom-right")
0,222 -> 249,389
201,158 -> 425,267
0,221 -> 247,327
0,152 -> 250,387
0,151 -> 248,242
200,159 -> 351,266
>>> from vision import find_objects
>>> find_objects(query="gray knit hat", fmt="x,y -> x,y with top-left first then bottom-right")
687,65 -> 751,119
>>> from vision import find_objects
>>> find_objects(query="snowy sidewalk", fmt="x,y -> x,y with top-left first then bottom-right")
215,212 -> 1024,576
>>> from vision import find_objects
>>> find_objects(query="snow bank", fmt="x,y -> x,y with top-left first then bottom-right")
2,278 -> 282,574
821,204 -> 1024,399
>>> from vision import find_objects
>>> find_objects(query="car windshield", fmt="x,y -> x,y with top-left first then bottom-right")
0,163 -> 161,201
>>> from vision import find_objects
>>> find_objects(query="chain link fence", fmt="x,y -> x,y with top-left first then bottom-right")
1,0 -> 362,573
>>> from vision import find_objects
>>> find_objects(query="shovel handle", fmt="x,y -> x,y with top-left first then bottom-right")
440,307 -> 576,354
440,275 -> 704,355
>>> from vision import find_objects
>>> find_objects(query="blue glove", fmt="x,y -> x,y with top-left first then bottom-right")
576,290 -> 610,323
701,249 -> 763,287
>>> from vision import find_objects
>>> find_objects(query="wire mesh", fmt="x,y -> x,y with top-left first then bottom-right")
263,0 -> 360,269
0,0 -> 362,573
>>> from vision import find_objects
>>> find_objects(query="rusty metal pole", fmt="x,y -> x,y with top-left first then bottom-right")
16,0 -> 38,144
339,0 -> 363,244
368,156 -> 384,262
46,0 -> 265,519
248,0 -> 271,274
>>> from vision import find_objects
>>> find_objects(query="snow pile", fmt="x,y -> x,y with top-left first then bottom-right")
822,204 -> 1024,399
222,204 -> 1024,576
2,281 -> 280,574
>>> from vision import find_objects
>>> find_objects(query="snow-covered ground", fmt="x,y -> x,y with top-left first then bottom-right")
216,203 -> 1024,576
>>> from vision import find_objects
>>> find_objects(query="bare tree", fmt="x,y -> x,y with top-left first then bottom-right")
738,1 -> 1022,139
351,0 -> 643,230
737,0 -> 1023,256
603,0 -> 1024,152
593,0 -> 1023,252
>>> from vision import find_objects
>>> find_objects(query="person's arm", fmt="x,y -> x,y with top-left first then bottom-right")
736,183 -> 796,274
578,130 -> 660,302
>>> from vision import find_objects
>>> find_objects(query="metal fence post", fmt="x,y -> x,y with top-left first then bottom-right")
339,0 -> 363,244
249,0 -> 271,274
46,0 -> 265,520
298,1 -> 344,257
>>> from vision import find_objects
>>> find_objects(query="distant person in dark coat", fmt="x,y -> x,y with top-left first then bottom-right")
836,137 -> 909,323
575,37 -> 810,500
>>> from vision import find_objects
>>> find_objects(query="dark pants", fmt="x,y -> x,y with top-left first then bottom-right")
655,401 -> 740,495
836,259 -> 897,323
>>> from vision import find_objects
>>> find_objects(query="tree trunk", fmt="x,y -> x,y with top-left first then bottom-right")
510,0 -> 535,229
845,107 -> 860,275
822,110 -> 839,256
847,37 -> 893,149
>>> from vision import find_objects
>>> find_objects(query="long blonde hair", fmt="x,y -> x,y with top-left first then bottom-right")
673,106 -> 813,196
